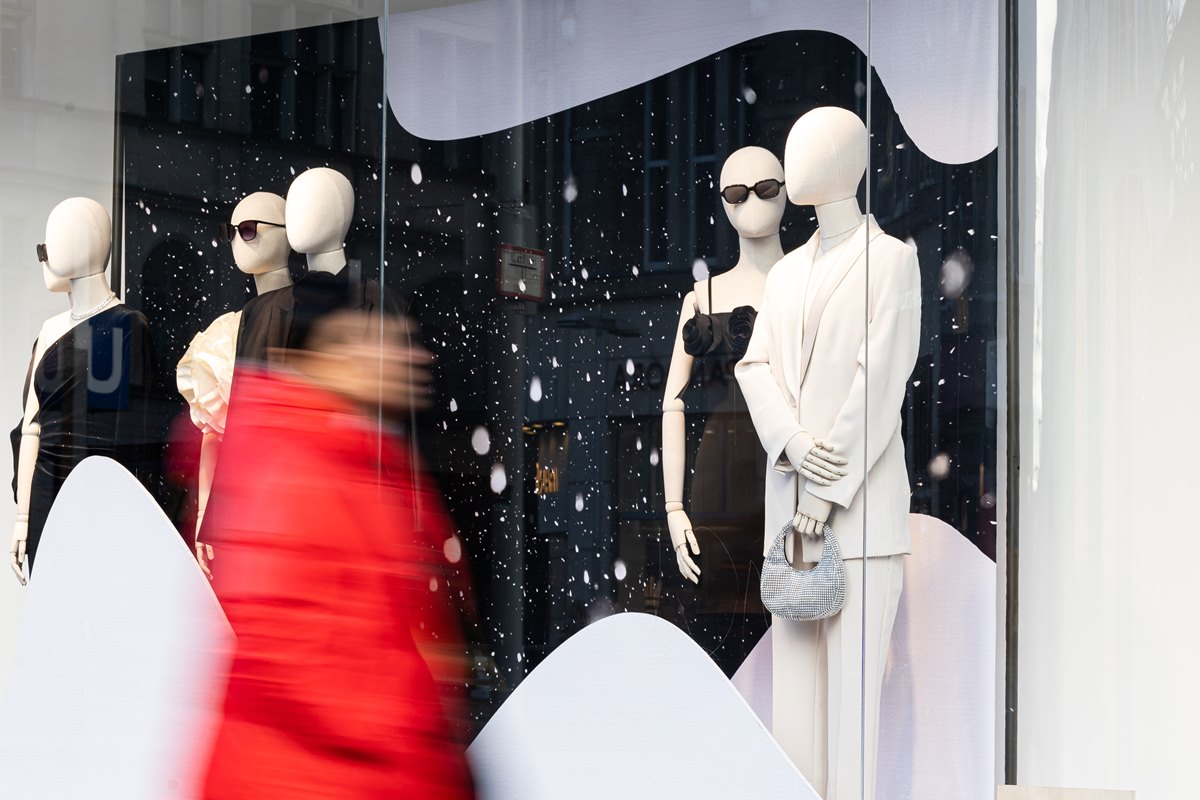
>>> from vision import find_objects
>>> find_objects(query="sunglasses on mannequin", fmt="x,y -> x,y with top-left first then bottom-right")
218,220 -> 285,243
35,243 -> 48,262
720,179 -> 785,205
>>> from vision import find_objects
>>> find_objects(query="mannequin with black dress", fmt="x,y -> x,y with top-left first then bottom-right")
10,198 -> 152,584
658,146 -> 845,674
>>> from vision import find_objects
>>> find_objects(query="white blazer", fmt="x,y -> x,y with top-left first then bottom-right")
735,216 -> 921,561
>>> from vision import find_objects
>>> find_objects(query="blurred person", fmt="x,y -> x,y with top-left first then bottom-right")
199,286 -> 475,800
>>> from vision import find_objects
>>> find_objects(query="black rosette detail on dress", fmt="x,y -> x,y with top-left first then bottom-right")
727,305 -> 758,361
682,307 -> 721,356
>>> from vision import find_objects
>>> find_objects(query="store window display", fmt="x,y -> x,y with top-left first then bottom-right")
736,107 -> 922,799
9,198 -> 153,584
0,0 -> 1025,794
76,16 -> 998,795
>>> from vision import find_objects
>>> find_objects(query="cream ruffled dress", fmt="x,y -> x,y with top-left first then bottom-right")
176,311 -> 240,436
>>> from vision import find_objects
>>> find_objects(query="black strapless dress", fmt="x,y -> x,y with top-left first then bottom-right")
25,306 -> 153,571
662,278 -> 769,677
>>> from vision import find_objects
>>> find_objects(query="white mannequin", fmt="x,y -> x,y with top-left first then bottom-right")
285,167 -> 354,273
11,198 -> 120,584
735,107 -> 922,799
189,192 -> 292,576
785,108 -> 869,540
660,146 -> 845,582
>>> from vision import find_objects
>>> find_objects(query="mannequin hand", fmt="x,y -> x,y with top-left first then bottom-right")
10,520 -> 28,586
193,511 -> 214,581
667,509 -> 700,584
194,540 -> 214,581
799,444 -> 849,487
784,434 -> 848,485
792,491 -> 834,539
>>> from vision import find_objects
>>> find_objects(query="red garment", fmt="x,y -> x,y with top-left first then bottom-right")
201,370 -> 474,800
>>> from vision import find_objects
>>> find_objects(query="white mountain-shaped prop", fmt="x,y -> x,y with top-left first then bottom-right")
0,457 -> 231,799
469,611 -> 820,800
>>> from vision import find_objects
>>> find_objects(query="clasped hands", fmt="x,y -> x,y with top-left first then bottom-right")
785,433 -> 849,538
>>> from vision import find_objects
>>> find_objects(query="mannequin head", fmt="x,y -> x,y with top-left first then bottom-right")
230,192 -> 290,275
719,146 -> 786,239
784,107 -> 868,207
285,168 -> 354,255
42,197 -> 110,281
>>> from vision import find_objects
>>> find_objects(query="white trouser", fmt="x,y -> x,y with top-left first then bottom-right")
772,555 -> 904,800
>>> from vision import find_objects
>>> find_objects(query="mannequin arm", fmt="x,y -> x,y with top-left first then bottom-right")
734,276 -> 810,471
11,385 -> 41,585
734,275 -> 848,482
193,431 -> 220,579
661,293 -> 700,583
807,247 -> 921,509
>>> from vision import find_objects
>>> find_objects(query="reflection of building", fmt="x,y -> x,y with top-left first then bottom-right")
118,21 -> 998,721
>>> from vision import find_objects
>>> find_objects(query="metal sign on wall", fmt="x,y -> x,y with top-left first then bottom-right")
497,243 -> 547,301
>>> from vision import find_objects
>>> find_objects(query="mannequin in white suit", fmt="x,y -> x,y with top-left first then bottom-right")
735,107 -> 921,799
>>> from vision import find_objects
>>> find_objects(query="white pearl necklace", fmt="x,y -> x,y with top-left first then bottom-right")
71,292 -> 117,320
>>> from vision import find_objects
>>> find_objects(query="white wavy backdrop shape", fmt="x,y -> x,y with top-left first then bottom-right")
0,458 -> 230,799
380,0 -> 996,165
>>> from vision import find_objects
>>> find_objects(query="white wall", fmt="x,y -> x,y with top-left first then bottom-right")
1016,1 -> 1200,797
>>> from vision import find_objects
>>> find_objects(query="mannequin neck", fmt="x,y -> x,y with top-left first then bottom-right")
253,265 -> 292,294
306,248 -> 346,275
814,197 -> 865,251
732,232 -> 784,276
68,272 -> 115,318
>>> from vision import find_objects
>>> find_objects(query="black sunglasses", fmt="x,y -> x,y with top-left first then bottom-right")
218,219 -> 285,243
720,179 -> 785,205
36,243 -> 48,263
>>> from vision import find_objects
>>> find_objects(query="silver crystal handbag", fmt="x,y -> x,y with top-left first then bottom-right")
760,519 -> 846,620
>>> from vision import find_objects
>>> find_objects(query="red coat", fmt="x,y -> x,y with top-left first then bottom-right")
201,370 -> 474,800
